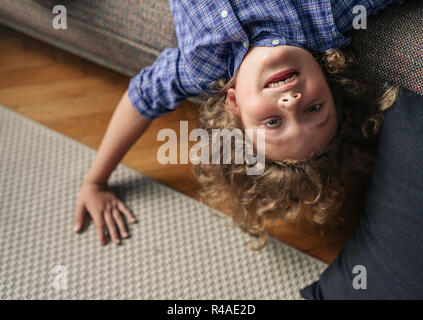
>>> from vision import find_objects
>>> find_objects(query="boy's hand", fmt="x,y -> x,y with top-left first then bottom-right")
73,181 -> 137,245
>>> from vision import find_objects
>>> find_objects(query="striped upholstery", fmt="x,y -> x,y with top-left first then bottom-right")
349,0 -> 422,96
0,0 -> 177,76
0,0 -> 421,100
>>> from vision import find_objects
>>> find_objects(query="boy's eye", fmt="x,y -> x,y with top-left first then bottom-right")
265,104 -> 322,128
306,104 -> 322,112
266,118 -> 281,128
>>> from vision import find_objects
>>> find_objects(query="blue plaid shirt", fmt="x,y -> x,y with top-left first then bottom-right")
128,0 -> 404,120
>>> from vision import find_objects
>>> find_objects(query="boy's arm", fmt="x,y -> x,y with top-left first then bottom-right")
128,47 -> 202,120
85,46 -> 202,184
83,90 -> 152,185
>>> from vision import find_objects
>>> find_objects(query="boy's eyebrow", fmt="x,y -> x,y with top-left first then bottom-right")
265,134 -> 287,145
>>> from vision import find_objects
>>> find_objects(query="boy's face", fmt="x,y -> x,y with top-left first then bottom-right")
225,45 -> 338,161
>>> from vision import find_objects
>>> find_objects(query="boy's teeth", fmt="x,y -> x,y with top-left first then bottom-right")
268,73 -> 297,88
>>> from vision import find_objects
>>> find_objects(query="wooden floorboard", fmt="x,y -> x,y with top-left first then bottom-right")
0,24 -> 370,264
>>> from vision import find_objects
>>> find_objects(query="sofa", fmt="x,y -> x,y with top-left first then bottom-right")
0,0 -> 422,102
1,0 -> 422,300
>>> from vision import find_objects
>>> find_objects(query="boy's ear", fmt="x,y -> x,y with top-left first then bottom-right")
225,88 -> 240,117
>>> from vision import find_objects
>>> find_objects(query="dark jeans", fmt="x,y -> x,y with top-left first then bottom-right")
301,87 -> 423,299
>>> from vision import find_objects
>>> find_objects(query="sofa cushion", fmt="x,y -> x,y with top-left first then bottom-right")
0,0 -> 421,97
300,87 -> 423,299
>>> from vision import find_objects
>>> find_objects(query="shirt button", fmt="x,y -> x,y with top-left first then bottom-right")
221,10 -> 228,18
242,41 -> 248,48
271,39 -> 280,45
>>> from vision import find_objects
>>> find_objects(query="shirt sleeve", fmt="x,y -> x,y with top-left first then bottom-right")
127,47 -> 202,120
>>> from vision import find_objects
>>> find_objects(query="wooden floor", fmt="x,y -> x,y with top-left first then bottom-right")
0,25 -> 371,264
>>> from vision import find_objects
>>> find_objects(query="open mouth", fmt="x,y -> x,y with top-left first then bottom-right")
264,69 -> 299,89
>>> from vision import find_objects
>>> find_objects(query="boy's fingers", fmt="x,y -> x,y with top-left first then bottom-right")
104,210 -> 120,245
112,208 -> 129,238
91,212 -> 107,245
73,201 -> 87,232
117,201 -> 137,223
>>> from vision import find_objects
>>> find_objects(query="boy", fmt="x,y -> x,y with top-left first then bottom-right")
73,0 -> 404,245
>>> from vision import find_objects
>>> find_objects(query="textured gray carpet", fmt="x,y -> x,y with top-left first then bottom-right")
0,104 -> 327,300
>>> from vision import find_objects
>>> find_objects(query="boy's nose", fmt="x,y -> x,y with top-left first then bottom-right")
279,92 -> 302,110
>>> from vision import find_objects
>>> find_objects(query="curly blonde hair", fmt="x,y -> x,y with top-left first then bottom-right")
192,48 -> 400,249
